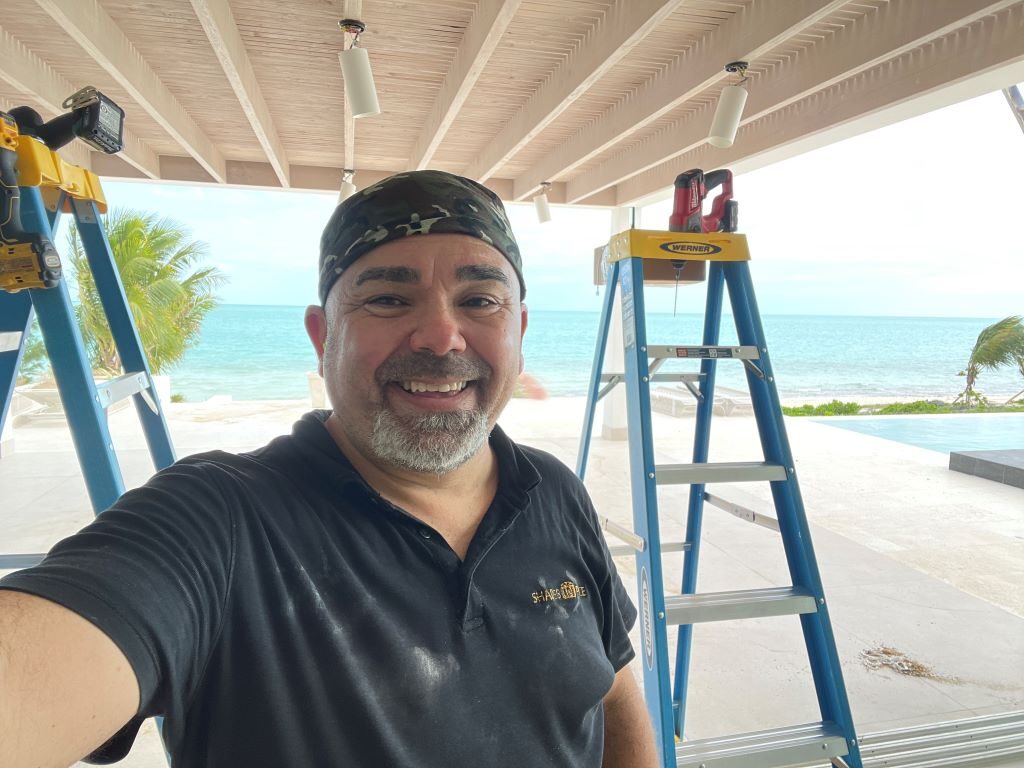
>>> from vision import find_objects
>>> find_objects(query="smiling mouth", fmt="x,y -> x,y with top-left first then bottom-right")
397,380 -> 471,394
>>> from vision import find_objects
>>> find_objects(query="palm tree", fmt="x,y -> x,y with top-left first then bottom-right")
68,209 -> 225,375
1006,326 -> 1024,405
955,315 -> 1024,407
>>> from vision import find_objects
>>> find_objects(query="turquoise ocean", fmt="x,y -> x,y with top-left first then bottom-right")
167,305 -> 1023,404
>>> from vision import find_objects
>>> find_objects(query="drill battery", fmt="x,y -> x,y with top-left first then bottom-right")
0,239 -> 62,292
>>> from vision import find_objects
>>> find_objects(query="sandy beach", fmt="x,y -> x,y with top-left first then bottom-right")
1,394 -> 1022,767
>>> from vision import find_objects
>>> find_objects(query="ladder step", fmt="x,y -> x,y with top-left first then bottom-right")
675,720 -> 848,768
648,344 -> 761,361
600,372 -> 703,383
665,587 -> 817,625
656,462 -> 788,485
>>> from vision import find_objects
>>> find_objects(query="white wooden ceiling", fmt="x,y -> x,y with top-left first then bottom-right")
2,0 -> 1022,207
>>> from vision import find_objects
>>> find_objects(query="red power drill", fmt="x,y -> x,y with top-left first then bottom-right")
665,169 -> 738,312
668,168 -> 737,234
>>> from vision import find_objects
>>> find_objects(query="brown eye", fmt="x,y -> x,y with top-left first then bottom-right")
367,296 -> 405,306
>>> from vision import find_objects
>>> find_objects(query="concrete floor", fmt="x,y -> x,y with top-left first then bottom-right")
1,397 -> 1022,766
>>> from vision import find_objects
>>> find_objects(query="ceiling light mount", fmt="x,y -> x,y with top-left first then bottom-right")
338,168 -> 357,203
724,61 -> 749,79
338,19 -> 366,44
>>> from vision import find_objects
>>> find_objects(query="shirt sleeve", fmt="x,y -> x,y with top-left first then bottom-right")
0,457 -> 238,723
572,477 -> 638,673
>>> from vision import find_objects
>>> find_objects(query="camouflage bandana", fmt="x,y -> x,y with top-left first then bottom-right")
319,170 -> 524,304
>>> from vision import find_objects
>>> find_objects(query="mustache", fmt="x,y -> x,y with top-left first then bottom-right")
375,351 -> 491,384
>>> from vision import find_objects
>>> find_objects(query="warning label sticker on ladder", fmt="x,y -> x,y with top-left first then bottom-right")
641,567 -> 654,671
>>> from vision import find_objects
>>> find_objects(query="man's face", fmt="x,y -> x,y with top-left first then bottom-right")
305,233 -> 528,475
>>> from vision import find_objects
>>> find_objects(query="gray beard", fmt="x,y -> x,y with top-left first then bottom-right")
369,408 -> 490,474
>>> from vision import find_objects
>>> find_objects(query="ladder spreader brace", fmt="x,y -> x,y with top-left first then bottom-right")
577,168 -> 863,768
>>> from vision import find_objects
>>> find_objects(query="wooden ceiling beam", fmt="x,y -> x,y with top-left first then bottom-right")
512,0 -> 848,202
464,0 -> 687,183
189,0 -> 289,187
0,25 -> 158,177
408,0 -> 522,170
33,0 -> 227,183
87,154 -> 629,205
570,0 -> 1020,204
613,3 -> 1024,205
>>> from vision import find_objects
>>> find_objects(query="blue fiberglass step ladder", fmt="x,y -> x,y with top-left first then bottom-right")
0,120 -> 176,569
576,169 -> 863,768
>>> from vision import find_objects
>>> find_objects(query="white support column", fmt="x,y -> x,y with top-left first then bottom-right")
601,206 -> 633,441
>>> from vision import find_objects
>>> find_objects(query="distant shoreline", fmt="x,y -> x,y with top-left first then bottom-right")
213,303 -> 1007,323
164,392 -> 1022,410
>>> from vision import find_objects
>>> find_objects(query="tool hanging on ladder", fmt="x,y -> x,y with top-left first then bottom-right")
666,169 -> 738,313
0,114 -> 62,292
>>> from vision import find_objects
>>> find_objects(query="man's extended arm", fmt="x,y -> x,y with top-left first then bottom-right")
0,590 -> 140,768
603,663 -> 659,767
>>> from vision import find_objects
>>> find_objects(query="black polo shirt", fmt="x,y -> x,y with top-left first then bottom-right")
0,411 -> 636,767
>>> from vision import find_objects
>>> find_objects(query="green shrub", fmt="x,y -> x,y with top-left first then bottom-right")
782,400 -> 861,417
876,400 -> 949,415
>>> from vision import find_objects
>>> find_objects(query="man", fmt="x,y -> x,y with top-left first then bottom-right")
0,170 -> 657,767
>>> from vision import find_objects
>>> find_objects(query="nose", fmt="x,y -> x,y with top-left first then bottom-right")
408,299 -> 467,357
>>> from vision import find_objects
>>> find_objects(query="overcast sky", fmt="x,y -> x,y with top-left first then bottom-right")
100,89 -> 1023,318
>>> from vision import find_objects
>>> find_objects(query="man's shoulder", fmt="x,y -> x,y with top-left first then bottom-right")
514,442 -> 574,478
146,430 -> 304,497
508,439 -> 589,500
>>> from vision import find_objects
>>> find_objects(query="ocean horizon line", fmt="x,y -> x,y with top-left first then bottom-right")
213,303 -> 1008,323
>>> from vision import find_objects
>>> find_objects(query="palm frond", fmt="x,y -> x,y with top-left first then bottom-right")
64,209 -> 226,374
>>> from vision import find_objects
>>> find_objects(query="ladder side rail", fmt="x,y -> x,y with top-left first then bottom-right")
619,256 -> 676,767
723,260 -> 864,768
19,186 -> 126,513
0,292 -> 33,436
71,200 -> 175,470
672,260 -> 726,738
576,261 -> 619,479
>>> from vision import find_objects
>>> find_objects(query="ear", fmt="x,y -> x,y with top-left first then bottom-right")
304,305 -> 328,377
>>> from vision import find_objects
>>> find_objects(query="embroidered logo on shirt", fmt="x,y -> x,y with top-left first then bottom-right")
531,580 -> 589,604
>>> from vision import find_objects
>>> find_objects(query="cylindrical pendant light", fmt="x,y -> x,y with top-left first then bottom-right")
339,20 -> 380,119
338,170 -> 357,203
534,183 -> 552,224
708,62 -> 749,149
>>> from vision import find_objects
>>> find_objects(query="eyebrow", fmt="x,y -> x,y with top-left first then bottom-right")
354,264 -> 511,288
456,265 -> 510,286
354,266 -> 420,286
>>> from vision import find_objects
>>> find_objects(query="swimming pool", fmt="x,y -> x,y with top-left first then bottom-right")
811,412 -> 1024,453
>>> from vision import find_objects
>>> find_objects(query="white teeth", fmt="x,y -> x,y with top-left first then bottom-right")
400,380 -> 468,393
